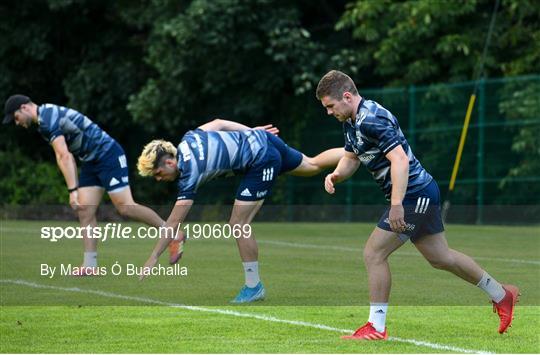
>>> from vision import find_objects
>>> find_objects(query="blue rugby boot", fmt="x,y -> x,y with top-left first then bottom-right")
230,282 -> 266,303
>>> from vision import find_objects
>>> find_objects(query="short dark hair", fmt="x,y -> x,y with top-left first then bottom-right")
316,70 -> 358,100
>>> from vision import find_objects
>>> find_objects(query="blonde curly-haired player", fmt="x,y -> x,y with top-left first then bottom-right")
137,118 -> 343,303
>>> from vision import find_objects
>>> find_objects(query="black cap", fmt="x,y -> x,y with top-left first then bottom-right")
3,95 -> 31,124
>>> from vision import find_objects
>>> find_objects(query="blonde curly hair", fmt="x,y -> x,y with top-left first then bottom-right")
137,139 -> 177,177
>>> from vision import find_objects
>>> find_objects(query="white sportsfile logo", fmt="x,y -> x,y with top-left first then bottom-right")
415,197 -> 430,214
262,168 -> 274,181
240,188 -> 252,197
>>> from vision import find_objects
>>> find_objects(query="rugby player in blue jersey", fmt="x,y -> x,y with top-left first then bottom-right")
316,70 -> 519,339
136,119 -> 343,303
3,94 -> 167,275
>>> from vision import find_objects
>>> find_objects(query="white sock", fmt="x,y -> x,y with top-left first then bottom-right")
368,303 -> 388,332
477,271 -> 506,303
243,261 -> 260,288
83,252 -> 97,268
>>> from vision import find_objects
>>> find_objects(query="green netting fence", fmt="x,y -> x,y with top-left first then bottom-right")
7,76 -> 537,224
194,75 -> 539,224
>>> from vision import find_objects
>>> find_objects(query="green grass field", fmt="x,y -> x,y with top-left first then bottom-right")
1,220 -> 539,353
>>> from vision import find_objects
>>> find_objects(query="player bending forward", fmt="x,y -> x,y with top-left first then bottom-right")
317,70 -> 519,339
3,95 -> 167,274
137,118 -> 343,303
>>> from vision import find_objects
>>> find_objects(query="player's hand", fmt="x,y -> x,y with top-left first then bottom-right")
388,204 -> 406,233
253,124 -> 279,136
324,172 -> 340,194
69,190 -> 80,211
139,255 -> 158,281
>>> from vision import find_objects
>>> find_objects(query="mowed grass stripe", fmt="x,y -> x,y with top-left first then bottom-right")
2,221 -> 539,307
257,240 -> 540,265
1,279 -> 494,354
1,220 -> 538,352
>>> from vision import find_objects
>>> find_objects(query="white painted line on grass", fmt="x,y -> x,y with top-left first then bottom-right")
1,279 -> 493,354
258,240 -> 540,266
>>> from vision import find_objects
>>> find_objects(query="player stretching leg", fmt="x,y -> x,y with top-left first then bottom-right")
316,71 -> 519,338
3,95 -> 167,275
136,118 -> 343,303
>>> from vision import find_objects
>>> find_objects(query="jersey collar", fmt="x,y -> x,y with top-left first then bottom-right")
347,97 -> 365,125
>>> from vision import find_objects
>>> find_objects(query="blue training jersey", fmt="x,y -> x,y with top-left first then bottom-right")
176,129 -> 269,200
37,104 -> 115,162
343,98 -> 432,199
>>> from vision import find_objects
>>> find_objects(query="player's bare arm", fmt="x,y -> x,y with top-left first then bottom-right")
51,135 -> 80,210
324,151 -> 360,194
198,119 -> 279,135
139,199 -> 193,280
385,145 -> 409,233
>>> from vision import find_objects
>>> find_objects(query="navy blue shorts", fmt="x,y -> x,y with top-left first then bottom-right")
377,179 -> 445,242
79,142 -> 130,193
235,134 -> 303,201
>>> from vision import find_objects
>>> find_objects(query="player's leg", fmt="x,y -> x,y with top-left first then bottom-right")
76,186 -> 104,269
288,148 -> 344,177
343,227 -> 403,340
264,131 -> 342,177
230,199 -> 264,262
414,232 -> 484,283
406,179 -> 483,282
412,179 -> 518,333
108,186 -> 164,228
364,227 -> 405,302
414,232 -> 519,333
230,199 -> 265,272
108,185 -> 189,263
345,186 -> 432,340
228,199 -> 267,304
76,158 -> 106,273
228,143 -> 281,303
96,142 -> 165,228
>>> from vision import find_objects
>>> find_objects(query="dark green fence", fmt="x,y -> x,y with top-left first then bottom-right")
2,76 -> 539,224
194,75 -> 540,224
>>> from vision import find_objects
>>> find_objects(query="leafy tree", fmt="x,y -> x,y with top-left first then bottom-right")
336,0 -> 540,204
127,0 -> 330,134
0,0 -> 537,210
0,0 -> 346,205
336,0 -> 539,85
124,0 -> 350,204
0,0 -> 152,203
